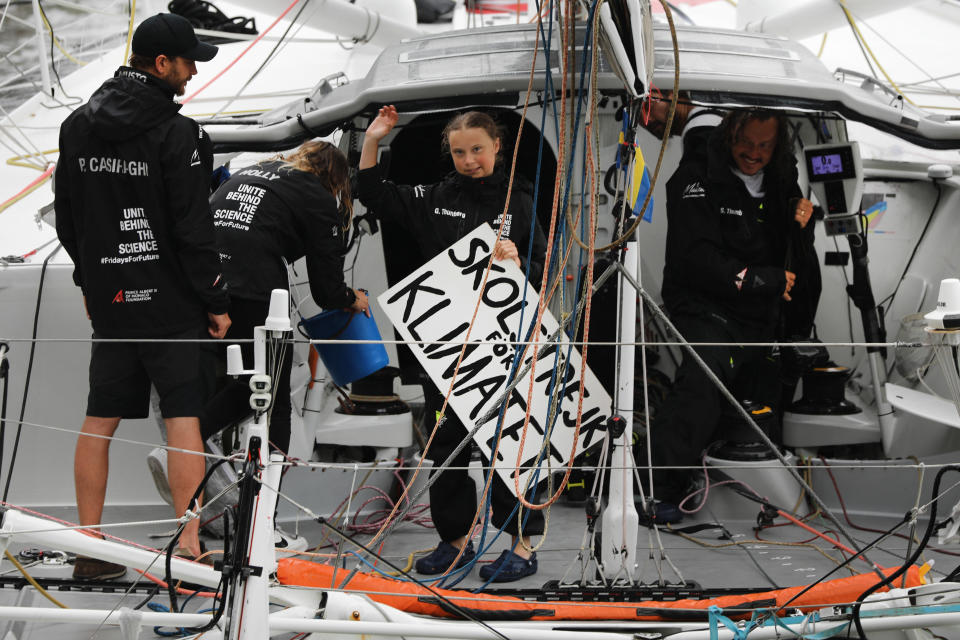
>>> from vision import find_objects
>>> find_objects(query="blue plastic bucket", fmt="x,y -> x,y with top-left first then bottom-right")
299,309 -> 389,386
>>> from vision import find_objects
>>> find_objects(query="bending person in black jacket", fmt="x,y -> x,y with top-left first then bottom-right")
649,109 -> 816,521
55,13 -> 230,578
358,106 -> 547,583
203,140 -> 368,464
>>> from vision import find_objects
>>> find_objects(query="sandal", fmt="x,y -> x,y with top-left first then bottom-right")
173,542 -> 215,566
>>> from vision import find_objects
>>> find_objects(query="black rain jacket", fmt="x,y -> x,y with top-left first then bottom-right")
55,66 -> 227,337
357,164 -> 548,286
210,160 -> 356,308
662,128 -> 815,331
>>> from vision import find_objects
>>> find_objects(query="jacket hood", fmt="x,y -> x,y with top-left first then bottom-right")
84,67 -> 181,141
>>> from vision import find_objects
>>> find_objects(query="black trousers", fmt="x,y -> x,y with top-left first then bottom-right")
201,297 -> 292,454
650,312 -> 778,504
423,386 -> 545,542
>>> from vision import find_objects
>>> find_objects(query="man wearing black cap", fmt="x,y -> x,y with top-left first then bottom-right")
54,13 -> 228,580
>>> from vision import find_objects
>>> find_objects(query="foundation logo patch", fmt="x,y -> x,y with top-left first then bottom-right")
112,288 -> 156,304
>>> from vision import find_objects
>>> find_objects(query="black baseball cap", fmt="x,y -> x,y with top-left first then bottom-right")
132,13 -> 218,62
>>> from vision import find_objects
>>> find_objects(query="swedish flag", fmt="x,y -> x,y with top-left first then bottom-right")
626,135 -> 654,222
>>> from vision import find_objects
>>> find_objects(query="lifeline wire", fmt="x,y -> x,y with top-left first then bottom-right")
631,275 -> 887,580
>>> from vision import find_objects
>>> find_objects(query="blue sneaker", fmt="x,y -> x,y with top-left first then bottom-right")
478,550 -> 537,582
415,541 -> 475,575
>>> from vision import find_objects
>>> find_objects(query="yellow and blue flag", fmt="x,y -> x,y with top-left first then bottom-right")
626,134 -> 654,222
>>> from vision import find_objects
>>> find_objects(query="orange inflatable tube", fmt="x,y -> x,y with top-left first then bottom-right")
277,559 -> 924,621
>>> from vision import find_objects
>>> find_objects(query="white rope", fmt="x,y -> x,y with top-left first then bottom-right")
0,336 -> 937,349
6,418 -> 236,462
7,414 -> 960,474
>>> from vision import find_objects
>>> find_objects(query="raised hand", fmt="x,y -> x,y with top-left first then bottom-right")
365,105 -> 399,142
360,105 -> 399,170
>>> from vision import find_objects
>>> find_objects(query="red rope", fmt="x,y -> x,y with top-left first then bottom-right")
181,0 -> 303,105
0,164 -> 55,212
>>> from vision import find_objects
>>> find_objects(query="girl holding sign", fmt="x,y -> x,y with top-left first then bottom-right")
358,106 -> 547,583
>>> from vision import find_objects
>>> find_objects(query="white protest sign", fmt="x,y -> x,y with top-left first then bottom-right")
378,224 -> 612,495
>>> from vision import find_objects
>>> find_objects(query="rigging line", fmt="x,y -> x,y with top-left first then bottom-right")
330,463 -> 360,588
817,32 -> 828,58
673,527 -> 856,577
0,162 -> 53,214
499,0 -> 579,514
633,248 -> 684,576
512,116 -> 598,511
121,0 -> 134,65
3,549 -> 67,608
504,209 -> 590,555
360,263 -> 620,585
1,241 -> 58,502
878,181 -> 942,317
0,495 -> 232,555
265,486 -> 511,640
450,0 -> 574,552
554,0 -> 605,255
266,458 -> 933,472
188,458 -> 960,473
35,0 -> 82,102
849,10 -> 960,106
0,0 -> 13,32
34,0 -> 88,66
0,52 -> 82,111
852,466 -> 960,640
6,148 -> 58,170
211,0 -> 310,119
3,417 -> 236,461
348,265 -> 624,585
87,522 -> 199,640
0,136 -> 38,172
509,3 -> 600,517
0,102 -> 51,166
0,515 -> 190,536
8,335 -> 937,348
836,1 -> 877,83
181,0 -> 302,105
360,0 -> 550,566
900,70 -> 960,88
630,279 -> 888,581
594,0 -> 679,253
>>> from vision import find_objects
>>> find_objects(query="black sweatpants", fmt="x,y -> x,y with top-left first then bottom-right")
201,296 -> 292,454
650,312 -> 778,504
423,386 -> 545,542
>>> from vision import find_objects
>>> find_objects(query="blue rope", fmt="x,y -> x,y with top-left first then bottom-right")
465,0 -> 604,591
147,601 -> 188,637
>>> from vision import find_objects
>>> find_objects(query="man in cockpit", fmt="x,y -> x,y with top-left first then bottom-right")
647,109 -> 817,523
642,90 -> 724,159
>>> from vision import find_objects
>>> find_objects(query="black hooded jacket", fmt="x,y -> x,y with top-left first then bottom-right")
357,164 -> 547,286
662,128 -> 814,331
210,160 -> 356,308
55,66 -> 227,337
